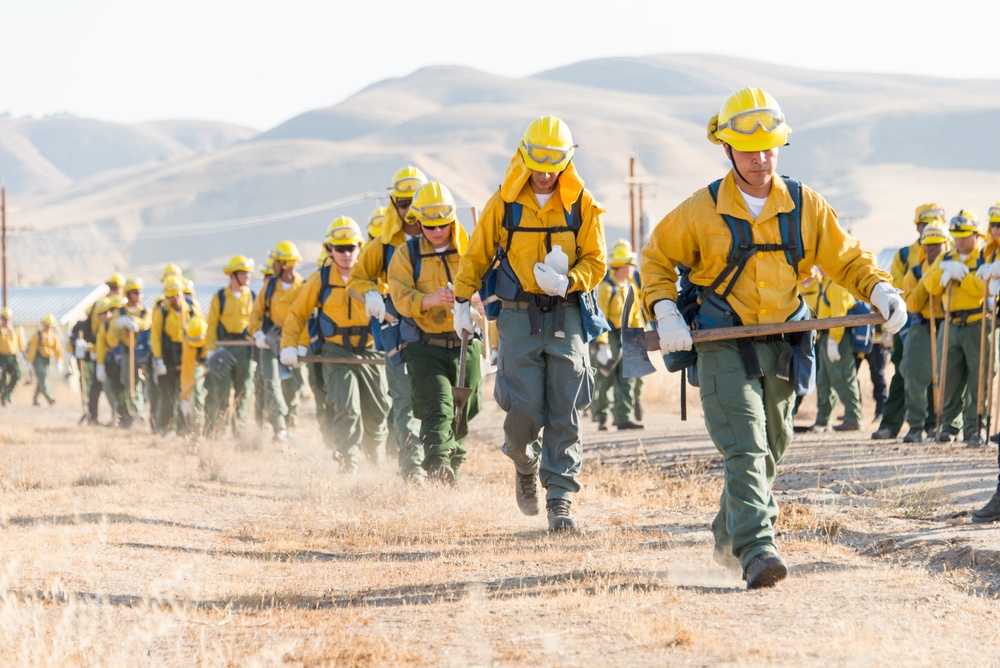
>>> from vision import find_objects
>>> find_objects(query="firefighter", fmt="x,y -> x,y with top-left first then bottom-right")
452,116 -> 608,531
0,307 -> 26,406
99,279 -> 152,427
204,255 -> 257,438
640,87 -> 903,588
151,276 -> 204,437
179,316 -> 209,438
27,314 -> 65,406
281,217 -> 390,472
809,269 -> 864,432
249,241 -> 306,443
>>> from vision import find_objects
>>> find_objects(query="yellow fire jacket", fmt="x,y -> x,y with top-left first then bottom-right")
0,324 -> 25,356
640,172 -> 891,325
903,259 -> 945,320
453,153 -> 607,301
249,273 -> 304,335
817,277 -> 854,343
348,205 -> 411,297
101,304 -> 152,358
921,240 -> 987,324
27,328 -> 64,363
180,345 -> 206,401
890,238 -> 924,289
282,266 -> 373,350
594,275 -> 644,345
206,286 -> 255,351
151,299 -> 203,359
389,235 -> 464,336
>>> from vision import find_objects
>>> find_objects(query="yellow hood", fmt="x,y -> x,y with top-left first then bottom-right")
499,150 -> 585,211
379,203 -> 407,246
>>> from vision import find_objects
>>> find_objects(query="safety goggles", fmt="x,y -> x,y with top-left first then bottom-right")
717,108 -> 785,135
326,244 -> 358,254
951,214 -> 976,228
392,177 -> 424,196
327,225 -> 361,244
917,207 -> 945,223
520,141 -> 576,166
412,202 -> 454,221
990,206 -> 1000,221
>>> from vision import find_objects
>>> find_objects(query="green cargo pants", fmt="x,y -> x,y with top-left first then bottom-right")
0,353 -> 22,404
900,322 -> 936,431
600,334 -> 635,425
699,339 -> 792,570
259,347 -> 291,433
320,342 -> 389,472
493,303 -> 593,501
815,334 -> 862,427
407,338 -> 483,478
388,358 -> 423,479
204,346 -> 255,438
939,320 -> 992,440
32,357 -> 54,405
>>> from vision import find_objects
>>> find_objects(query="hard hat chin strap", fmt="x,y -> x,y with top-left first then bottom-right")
725,144 -> 752,189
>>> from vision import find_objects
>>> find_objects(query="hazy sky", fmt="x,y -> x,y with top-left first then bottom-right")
4,1 -> 998,130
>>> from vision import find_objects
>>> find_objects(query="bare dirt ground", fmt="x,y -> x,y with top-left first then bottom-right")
2,366 -> 1000,667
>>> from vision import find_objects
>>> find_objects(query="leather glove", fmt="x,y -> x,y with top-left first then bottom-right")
279,346 -> 299,368
95,364 -> 107,383
826,337 -> 841,363
153,358 -> 167,377
297,345 -> 308,358
253,330 -> 268,350
124,317 -> 139,333
74,338 -> 89,359
990,278 -> 1000,297
179,399 -> 192,419
869,282 -> 907,335
653,300 -> 692,353
532,263 -> 569,298
596,344 -> 612,366
976,262 -> 996,281
939,260 -> 969,286
452,300 -> 475,336
365,290 -> 386,322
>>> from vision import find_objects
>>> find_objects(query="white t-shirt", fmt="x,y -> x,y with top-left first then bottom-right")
738,190 -> 768,219
536,192 -> 553,208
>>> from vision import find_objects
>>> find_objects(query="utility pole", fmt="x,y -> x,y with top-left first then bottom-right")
628,158 -> 637,251
2,187 -> 7,308
624,159 -> 654,254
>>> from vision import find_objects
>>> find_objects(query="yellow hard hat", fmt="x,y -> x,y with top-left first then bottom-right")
161,263 -> 182,282
408,182 -> 457,227
0,307 -> 11,319
609,244 -> 637,267
106,295 -> 127,310
989,203 -> 1000,224
124,277 -> 144,293
163,276 -> 185,297
186,316 -> 208,347
93,298 -> 111,315
389,166 -> 428,200
920,225 -> 949,245
367,206 -> 388,239
914,202 -> 946,225
272,240 -> 301,265
709,87 -> 791,153
612,238 -> 633,253
41,314 -> 57,327
519,116 -> 576,173
224,254 -> 254,275
106,272 -> 125,288
262,265 -> 274,277
949,209 -> 980,238
183,279 -> 195,295
325,216 -> 364,247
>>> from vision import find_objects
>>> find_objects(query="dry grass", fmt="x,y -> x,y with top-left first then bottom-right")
1,379 -> 1000,665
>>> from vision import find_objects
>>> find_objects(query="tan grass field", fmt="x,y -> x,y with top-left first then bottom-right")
2,366 -> 1000,666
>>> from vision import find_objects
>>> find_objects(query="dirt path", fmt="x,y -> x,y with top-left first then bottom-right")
1,379 -> 999,666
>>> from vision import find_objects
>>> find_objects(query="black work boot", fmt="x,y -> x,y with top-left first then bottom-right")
515,469 -> 540,516
615,420 -> 644,431
902,428 -> 926,443
744,553 -> 788,590
972,491 -> 1000,524
546,498 -> 576,532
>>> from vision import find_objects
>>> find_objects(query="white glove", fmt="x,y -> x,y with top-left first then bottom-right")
653,300 -> 692,354
179,399 -> 192,418
124,317 -> 139,333
279,346 -> 299,368
976,262 -> 995,281
869,282 -> 907,335
990,278 -> 1000,297
297,345 -> 308,358
57,360 -> 65,374
95,364 -> 107,383
989,262 -> 1000,279
254,330 -> 268,350
365,290 -> 386,322
74,338 -> 89,359
596,344 -> 612,366
939,260 -> 969,286
153,358 -> 167,377
826,337 -> 841,363
533,263 -> 569,298
452,300 -> 475,336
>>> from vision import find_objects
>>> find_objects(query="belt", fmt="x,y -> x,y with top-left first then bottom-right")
501,292 -> 579,312
421,332 -> 463,349
749,334 -> 786,343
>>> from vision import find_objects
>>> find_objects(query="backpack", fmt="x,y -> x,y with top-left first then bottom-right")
308,264 -> 370,355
